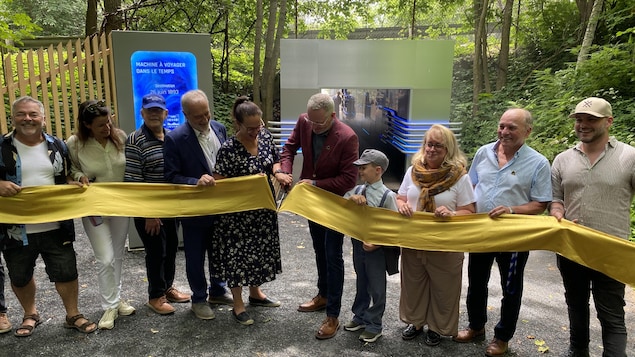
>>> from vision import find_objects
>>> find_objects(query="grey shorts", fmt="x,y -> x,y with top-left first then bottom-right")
3,229 -> 78,287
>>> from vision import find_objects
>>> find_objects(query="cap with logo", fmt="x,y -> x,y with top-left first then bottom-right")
569,97 -> 612,118
142,94 -> 167,110
353,149 -> 389,172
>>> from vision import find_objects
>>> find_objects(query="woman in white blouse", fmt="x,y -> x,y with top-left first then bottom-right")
396,124 -> 476,346
67,100 -> 134,330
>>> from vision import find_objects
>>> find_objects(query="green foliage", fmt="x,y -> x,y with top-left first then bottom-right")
574,44 -> 635,98
2,0 -> 85,36
298,0 -> 371,39
456,41 -> 635,162
515,0 -> 579,71
212,88 -> 236,135
0,7 -> 40,50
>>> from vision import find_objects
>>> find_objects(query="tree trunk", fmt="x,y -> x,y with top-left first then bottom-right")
576,0 -> 594,41
473,0 -> 490,114
222,11 -> 230,93
496,0 -> 514,90
103,0 -> 123,35
410,0 -> 417,39
576,0 -> 603,71
253,0 -> 263,106
261,0 -> 287,124
86,0 -> 98,36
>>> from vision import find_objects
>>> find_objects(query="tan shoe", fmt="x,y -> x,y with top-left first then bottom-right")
485,337 -> 509,356
315,316 -> 339,340
0,313 -> 11,334
98,308 -> 118,330
298,295 -> 327,312
118,300 -> 136,316
146,296 -> 176,315
452,327 -> 485,343
165,287 -> 191,303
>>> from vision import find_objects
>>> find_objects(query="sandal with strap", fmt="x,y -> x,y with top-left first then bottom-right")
63,314 -> 97,334
14,313 -> 42,337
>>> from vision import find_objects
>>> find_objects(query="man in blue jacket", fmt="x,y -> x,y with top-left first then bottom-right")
163,89 -> 232,320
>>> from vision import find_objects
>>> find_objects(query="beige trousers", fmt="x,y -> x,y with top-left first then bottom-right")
399,248 -> 464,336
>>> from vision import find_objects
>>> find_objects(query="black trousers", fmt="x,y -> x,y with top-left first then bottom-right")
134,218 -> 179,300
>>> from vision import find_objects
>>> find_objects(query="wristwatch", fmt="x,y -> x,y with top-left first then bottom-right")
274,169 -> 287,175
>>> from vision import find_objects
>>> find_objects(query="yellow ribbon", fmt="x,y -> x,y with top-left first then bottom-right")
2,176 -> 633,286
279,184 -> 635,286
0,175 -> 276,223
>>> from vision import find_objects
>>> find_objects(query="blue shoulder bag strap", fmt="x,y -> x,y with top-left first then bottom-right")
379,188 -> 392,208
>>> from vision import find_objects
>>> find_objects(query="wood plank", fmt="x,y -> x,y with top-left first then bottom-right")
67,40 -> 79,136
48,44 -> 63,138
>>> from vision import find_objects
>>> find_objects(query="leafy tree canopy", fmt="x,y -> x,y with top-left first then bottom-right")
2,0 -> 85,36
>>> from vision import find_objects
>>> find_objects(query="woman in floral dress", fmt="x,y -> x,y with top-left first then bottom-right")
213,96 -> 283,325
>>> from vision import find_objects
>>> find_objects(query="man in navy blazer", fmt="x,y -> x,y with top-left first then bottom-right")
277,93 -> 359,339
163,89 -> 232,320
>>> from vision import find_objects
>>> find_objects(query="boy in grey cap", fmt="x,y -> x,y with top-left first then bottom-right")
342,149 -> 398,343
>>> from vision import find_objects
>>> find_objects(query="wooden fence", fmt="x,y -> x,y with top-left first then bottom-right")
0,33 -> 117,139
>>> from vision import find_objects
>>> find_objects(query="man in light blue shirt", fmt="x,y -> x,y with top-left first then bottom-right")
453,108 -> 552,357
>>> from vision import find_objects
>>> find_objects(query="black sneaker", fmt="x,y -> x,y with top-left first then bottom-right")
565,347 -> 590,357
425,330 -> 441,346
402,324 -> 423,340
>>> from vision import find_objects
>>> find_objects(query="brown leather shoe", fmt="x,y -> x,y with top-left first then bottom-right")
0,313 -> 11,334
146,296 -> 176,315
315,316 -> 339,340
485,337 -> 508,356
452,327 -> 485,343
298,295 -> 327,312
165,287 -> 191,303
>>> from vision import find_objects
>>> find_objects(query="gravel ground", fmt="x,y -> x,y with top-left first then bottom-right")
0,212 -> 633,357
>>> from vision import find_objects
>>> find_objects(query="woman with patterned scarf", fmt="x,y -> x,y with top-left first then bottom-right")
396,124 -> 476,346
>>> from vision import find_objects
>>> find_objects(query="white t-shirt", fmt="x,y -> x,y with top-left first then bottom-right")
14,137 -> 60,233
398,166 -> 475,212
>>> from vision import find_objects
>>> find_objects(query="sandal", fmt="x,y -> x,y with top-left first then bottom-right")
63,314 -> 97,334
14,313 -> 42,337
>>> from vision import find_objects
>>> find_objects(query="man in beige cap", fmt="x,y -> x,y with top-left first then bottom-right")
550,97 -> 634,357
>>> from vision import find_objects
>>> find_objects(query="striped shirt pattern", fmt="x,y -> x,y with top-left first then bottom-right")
124,124 -> 168,183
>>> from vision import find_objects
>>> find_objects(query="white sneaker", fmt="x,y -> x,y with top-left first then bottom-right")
98,308 -> 119,330
118,300 -> 136,316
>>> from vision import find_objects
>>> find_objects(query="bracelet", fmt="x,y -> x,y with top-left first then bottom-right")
274,169 -> 288,175
507,206 -> 514,214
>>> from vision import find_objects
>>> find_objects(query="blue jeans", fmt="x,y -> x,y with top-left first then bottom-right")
465,251 -> 529,342
308,221 -> 344,318
134,218 -> 179,300
350,239 -> 386,334
181,221 -> 226,303
557,256 -> 627,357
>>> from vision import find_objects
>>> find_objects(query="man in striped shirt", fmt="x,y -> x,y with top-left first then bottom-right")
124,94 -> 191,315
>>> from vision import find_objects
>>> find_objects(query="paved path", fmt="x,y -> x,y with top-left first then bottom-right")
1,212 -> 633,356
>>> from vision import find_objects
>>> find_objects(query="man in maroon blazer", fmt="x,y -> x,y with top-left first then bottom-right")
277,93 -> 359,340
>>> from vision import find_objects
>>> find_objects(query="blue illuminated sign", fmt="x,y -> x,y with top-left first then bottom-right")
130,51 -> 198,130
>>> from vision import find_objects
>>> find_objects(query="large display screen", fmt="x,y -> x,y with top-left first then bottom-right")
130,51 -> 197,130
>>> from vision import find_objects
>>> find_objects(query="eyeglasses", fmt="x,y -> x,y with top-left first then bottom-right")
243,119 -> 265,133
304,115 -> 331,127
13,111 -> 42,120
83,100 -> 107,117
425,142 -> 445,149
